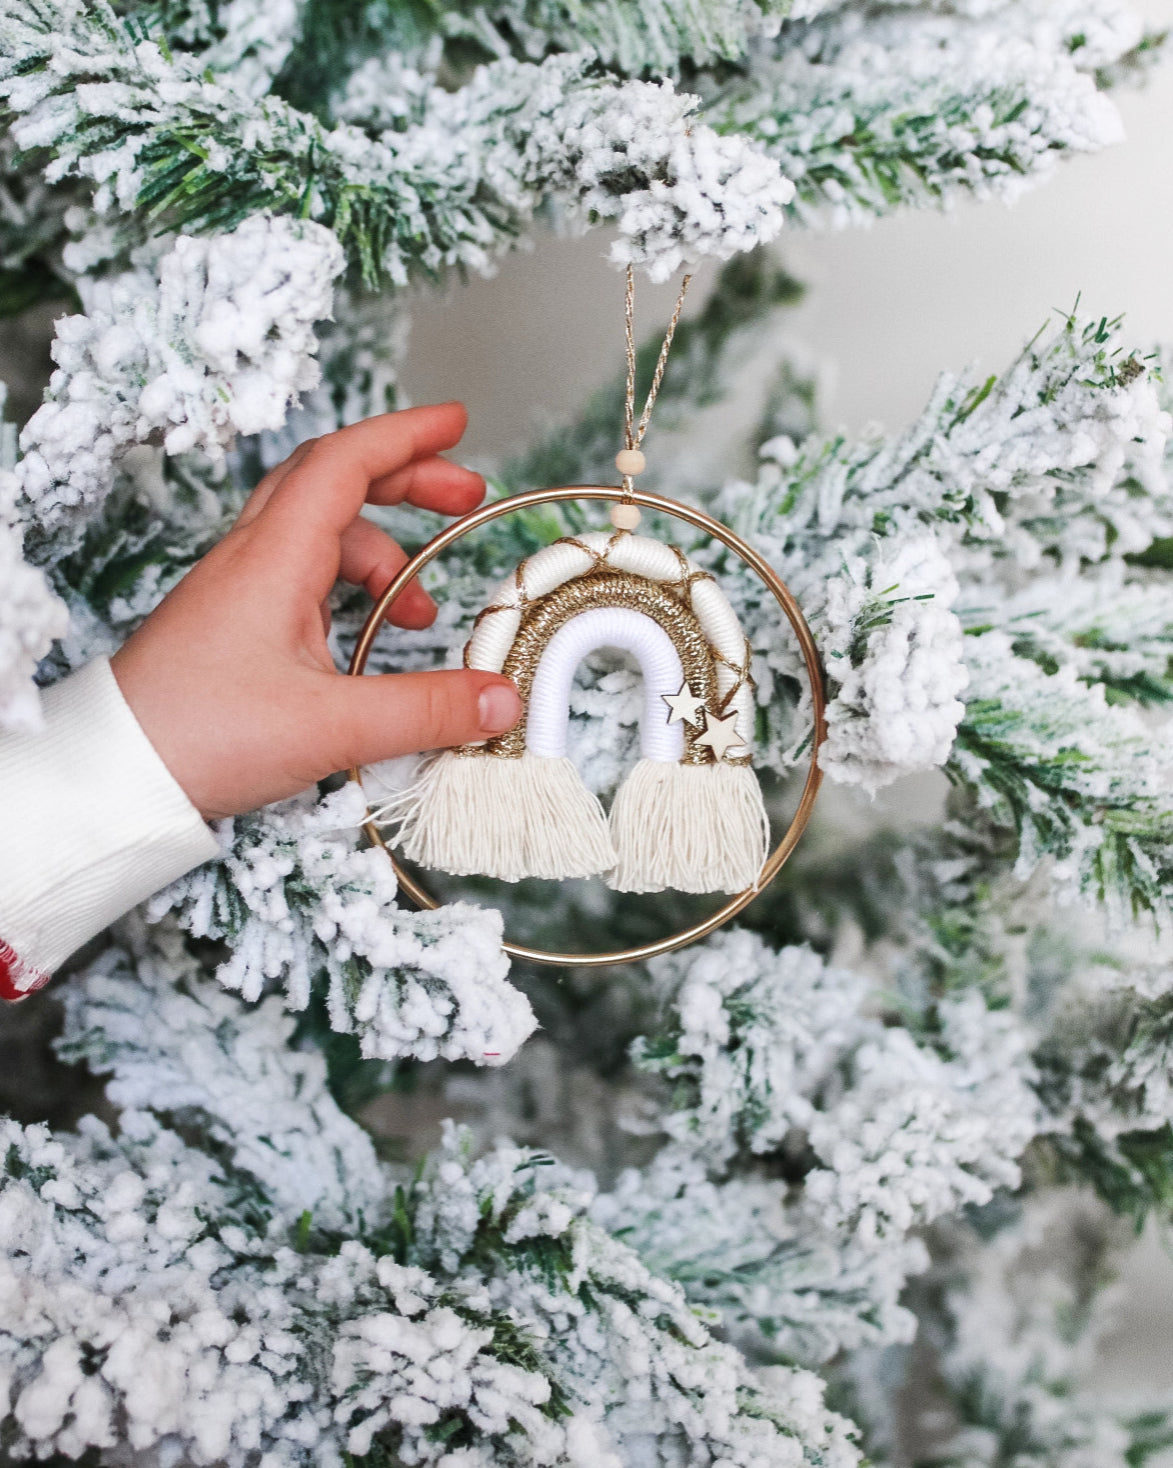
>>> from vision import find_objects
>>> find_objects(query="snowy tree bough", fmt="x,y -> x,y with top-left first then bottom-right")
348,481 -> 827,965
0,0 -> 1171,1462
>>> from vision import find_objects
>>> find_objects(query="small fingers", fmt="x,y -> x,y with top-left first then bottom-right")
334,669 -> 522,768
367,455 -> 485,515
259,403 -> 471,542
338,517 -> 436,628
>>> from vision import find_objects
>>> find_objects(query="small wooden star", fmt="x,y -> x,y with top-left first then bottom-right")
695,708 -> 744,761
662,681 -> 706,727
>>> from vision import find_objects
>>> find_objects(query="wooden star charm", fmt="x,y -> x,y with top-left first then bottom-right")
695,708 -> 744,761
662,681 -> 706,727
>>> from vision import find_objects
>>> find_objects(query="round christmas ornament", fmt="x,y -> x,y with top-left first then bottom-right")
349,270 -> 826,966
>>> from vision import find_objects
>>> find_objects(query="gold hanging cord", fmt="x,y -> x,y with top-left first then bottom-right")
620,264 -> 691,497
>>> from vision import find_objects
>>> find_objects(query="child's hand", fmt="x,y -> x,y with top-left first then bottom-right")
111,404 -> 522,821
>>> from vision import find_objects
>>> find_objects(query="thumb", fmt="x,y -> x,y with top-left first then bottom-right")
332,669 -> 523,767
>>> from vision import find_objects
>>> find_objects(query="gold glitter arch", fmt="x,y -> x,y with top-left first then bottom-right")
473,571 -> 721,765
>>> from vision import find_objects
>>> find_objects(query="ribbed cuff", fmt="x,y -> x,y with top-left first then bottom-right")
0,658 -> 220,990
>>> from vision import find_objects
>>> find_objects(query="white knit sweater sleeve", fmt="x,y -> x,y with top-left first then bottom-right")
0,658 -> 220,991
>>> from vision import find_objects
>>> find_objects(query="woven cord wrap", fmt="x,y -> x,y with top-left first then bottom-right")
491,573 -> 719,763
464,531 -> 756,761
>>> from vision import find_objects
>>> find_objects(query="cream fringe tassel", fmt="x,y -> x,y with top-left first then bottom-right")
607,761 -> 769,894
376,751 -> 616,883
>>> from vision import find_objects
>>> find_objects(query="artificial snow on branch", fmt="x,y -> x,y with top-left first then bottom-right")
149,783 -> 538,1067
635,930 -> 1039,1231
710,0 -> 1144,223
0,931 -> 865,1467
900,1194 -> 1168,1468
16,214 -> 344,542
955,631 -> 1173,925
594,1145 -> 929,1365
58,918 -> 386,1231
694,311 -> 1173,923
0,5 -> 793,289
0,389 -> 67,729
433,0 -> 788,78
592,930 -> 1040,1363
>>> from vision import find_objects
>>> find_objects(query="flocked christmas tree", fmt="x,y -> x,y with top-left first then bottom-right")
1,0 -> 1173,1462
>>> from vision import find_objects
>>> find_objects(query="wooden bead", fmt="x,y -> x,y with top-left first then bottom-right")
610,503 -> 642,530
615,448 -> 646,477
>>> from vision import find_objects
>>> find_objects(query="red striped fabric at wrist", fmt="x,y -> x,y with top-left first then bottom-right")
0,940 -> 50,1002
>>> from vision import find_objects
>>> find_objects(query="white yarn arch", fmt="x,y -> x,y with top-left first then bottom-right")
525,607 -> 686,762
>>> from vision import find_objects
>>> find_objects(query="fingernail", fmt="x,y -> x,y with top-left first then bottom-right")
479,681 -> 521,734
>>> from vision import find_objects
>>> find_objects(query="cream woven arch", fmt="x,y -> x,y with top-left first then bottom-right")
463,530 -> 756,760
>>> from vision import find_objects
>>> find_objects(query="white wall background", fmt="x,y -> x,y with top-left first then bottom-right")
404,0 -> 1173,1414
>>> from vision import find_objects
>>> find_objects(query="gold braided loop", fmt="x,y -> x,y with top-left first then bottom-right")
663,542 -> 756,724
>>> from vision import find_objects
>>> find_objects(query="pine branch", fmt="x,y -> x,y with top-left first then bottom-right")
774,811 -> 1173,1228
271,0 -> 787,114
436,0 -> 787,76
58,916 -> 386,1232
147,784 -> 539,1068
0,931 -> 865,1467
635,930 -> 1037,1222
953,631 -> 1173,925
969,571 -> 1173,708
15,214 -> 343,544
0,2 -> 792,289
895,1194 -> 1168,1468
132,0 -> 305,98
801,816 -> 1173,1223
0,138 -> 78,317
718,311 -> 1168,563
709,2 -> 1148,222
595,1147 -> 927,1366
692,310 -> 1173,925
0,381 -> 67,731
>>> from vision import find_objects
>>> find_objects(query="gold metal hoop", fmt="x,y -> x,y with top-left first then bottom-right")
347,485 -> 825,968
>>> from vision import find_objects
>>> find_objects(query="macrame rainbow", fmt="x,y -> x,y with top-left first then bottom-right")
378,529 -> 769,894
